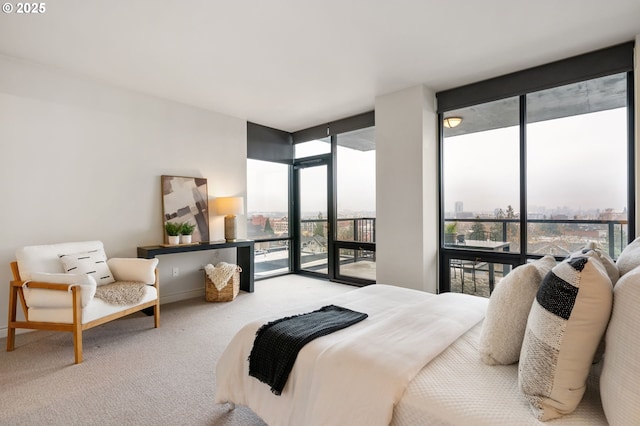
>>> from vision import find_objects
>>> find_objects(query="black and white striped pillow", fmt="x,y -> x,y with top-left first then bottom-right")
518,250 -> 613,421
60,248 -> 115,286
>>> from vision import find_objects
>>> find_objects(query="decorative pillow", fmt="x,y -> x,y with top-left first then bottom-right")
577,241 -> 619,286
518,250 -> 613,421
479,255 -> 556,365
600,265 -> 640,424
615,236 -> 640,276
59,248 -> 115,286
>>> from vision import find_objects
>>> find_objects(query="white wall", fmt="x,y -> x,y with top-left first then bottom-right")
375,85 -> 438,293
0,55 -> 247,333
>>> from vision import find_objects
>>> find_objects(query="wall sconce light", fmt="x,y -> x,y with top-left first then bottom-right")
215,196 -> 244,241
443,117 -> 463,128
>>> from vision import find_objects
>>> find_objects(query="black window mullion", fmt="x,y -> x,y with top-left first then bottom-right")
627,71 -> 636,242
519,95 -> 527,263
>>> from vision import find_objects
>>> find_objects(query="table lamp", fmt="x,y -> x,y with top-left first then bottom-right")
216,196 -> 244,241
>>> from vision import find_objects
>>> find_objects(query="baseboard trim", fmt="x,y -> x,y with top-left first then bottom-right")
159,287 -> 204,305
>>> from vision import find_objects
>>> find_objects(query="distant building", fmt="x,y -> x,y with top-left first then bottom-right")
455,201 -> 463,217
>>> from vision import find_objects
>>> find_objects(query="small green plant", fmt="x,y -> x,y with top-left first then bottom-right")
164,221 -> 182,236
180,221 -> 196,235
445,222 -> 457,234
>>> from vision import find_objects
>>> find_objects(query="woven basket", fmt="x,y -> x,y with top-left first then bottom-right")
205,266 -> 241,302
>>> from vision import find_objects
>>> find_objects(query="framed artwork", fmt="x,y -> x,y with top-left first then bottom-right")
161,175 -> 210,244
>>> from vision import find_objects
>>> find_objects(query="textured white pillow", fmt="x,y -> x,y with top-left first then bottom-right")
59,248 -> 115,286
600,265 -> 640,424
615,236 -> 640,276
479,255 -> 556,365
579,242 -> 619,286
518,250 -> 613,421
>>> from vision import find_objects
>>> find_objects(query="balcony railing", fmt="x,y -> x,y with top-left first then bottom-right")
300,217 -> 376,243
444,217 -> 628,259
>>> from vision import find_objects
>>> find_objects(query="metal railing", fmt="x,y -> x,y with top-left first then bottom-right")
444,217 -> 628,259
300,217 -> 376,243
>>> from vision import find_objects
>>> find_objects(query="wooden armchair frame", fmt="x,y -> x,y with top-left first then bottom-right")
6,261 -> 160,364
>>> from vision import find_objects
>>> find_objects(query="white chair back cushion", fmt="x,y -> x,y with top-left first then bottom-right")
16,241 -> 105,280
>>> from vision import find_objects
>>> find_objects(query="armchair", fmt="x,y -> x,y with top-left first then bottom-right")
7,241 -> 160,364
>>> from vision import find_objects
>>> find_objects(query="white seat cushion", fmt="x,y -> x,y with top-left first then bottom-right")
27,284 -> 158,324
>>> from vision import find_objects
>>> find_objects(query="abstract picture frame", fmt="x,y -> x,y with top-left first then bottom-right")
161,175 -> 210,244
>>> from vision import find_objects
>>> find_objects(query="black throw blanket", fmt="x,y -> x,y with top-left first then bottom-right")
248,304 -> 368,395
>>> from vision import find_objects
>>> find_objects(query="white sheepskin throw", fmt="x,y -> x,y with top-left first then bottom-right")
205,262 -> 237,290
95,282 -> 147,305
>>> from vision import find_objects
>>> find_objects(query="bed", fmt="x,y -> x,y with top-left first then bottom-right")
214,284 -> 607,425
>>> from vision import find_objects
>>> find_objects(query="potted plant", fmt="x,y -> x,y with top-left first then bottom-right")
444,222 -> 457,245
180,221 -> 196,244
165,221 -> 182,245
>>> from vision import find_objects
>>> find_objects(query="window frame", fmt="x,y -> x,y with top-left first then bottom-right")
436,42 -> 635,294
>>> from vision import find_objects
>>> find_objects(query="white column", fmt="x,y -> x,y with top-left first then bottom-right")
375,85 -> 438,293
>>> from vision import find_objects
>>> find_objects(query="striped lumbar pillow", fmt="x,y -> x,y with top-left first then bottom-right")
518,250 -> 613,421
60,248 -> 115,286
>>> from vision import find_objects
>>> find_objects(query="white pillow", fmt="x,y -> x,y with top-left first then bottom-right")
25,272 -> 97,308
479,255 -> 556,365
518,250 -> 613,421
615,236 -> 640,276
600,265 -> 640,424
59,248 -> 115,286
579,241 -> 619,286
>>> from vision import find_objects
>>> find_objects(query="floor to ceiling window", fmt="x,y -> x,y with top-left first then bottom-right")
335,126 -> 376,283
438,42 -> 635,297
246,113 -> 375,286
292,112 -> 376,285
246,123 -> 294,280
246,159 -> 292,279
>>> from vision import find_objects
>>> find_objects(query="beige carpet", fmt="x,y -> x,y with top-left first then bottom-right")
0,275 -> 354,425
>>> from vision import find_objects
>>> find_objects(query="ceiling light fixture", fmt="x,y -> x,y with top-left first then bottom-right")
443,117 -> 463,128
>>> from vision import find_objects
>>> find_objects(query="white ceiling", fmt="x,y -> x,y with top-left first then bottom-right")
1,0 -> 639,132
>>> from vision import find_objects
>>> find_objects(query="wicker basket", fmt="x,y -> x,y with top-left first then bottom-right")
205,266 -> 241,302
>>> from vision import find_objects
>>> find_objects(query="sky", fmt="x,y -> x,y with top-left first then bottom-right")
247,107 -> 628,217
443,108 -> 628,214
247,144 -> 375,215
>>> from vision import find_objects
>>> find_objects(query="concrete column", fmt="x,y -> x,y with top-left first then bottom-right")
375,85 -> 438,293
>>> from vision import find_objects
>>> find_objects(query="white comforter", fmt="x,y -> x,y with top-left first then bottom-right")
214,284 -> 487,426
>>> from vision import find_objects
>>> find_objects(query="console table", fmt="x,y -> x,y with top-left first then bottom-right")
137,240 -> 255,292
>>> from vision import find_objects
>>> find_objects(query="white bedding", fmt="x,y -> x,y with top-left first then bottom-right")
214,284 -> 487,426
392,322 -> 607,425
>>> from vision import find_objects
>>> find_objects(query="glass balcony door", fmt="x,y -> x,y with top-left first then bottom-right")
295,155 -> 331,276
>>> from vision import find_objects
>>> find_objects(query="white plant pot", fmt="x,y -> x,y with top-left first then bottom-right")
168,235 -> 180,245
180,235 -> 192,244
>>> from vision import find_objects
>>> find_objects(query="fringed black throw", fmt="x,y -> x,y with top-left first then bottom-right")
248,304 -> 368,395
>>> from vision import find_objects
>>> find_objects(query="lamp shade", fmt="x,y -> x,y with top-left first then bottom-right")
216,197 -> 244,216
